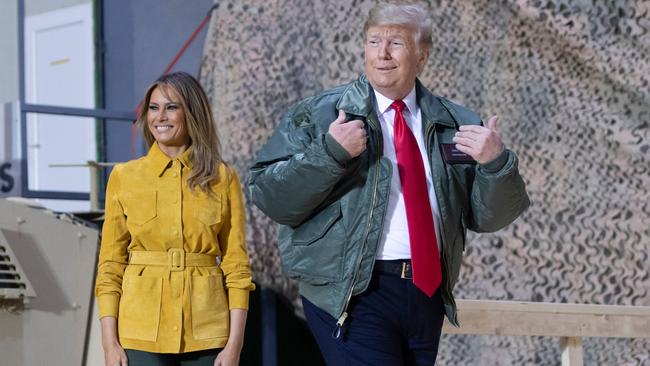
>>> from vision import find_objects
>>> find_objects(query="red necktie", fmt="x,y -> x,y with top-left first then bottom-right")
391,100 -> 442,297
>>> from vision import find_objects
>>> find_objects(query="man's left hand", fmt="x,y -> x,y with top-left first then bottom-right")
452,115 -> 504,164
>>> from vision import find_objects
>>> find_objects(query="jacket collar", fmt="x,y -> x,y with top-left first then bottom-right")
147,142 -> 193,176
336,74 -> 456,128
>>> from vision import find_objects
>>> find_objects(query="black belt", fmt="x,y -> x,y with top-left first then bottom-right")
374,260 -> 412,279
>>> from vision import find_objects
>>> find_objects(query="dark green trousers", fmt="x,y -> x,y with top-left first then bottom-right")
125,348 -> 221,366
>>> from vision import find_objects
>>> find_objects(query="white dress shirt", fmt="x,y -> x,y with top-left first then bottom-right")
373,87 -> 443,260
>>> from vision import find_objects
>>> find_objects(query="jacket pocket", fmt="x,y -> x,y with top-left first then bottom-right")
118,275 -> 162,341
191,194 -> 223,226
124,190 -> 157,225
190,275 -> 229,340
287,202 -> 346,284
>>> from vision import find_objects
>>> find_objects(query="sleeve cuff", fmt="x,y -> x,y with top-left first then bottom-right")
97,294 -> 120,319
228,287 -> 253,310
479,149 -> 508,173
324,133 -> 352,166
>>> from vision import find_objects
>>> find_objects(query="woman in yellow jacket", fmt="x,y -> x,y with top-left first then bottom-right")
95,71 -> 255,366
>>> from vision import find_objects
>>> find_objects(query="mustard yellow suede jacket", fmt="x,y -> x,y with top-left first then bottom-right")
95,143 -> 255,353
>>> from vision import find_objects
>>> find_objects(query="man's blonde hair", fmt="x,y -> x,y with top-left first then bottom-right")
364,2 -> 433,54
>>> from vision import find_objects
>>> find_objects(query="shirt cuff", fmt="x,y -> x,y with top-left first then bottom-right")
97,294 -> 120,318
479,149 -> 508,173
324,133 -> 352,166
228,287 -> 252,310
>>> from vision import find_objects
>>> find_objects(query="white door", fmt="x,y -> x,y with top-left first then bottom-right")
25,3 -> 95,210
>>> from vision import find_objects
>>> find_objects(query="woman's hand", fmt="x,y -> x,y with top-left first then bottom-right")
100,316 -> 128,366
213,344 -> 241,366
213,308 -> 247,366
103,341 -> 128,366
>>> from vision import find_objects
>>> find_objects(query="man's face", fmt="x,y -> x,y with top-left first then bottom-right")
364,25 -> 429,100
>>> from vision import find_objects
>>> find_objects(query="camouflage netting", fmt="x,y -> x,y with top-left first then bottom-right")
199,1 -> 650,364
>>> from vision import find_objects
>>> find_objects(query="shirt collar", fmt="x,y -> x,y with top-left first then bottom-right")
147,143 -> 193,176
335,75 -> 456,127
373,86 -> 418,116
178,147 -> 193,170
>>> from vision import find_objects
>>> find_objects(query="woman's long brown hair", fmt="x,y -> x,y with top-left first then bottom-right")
137,72 -> 223,193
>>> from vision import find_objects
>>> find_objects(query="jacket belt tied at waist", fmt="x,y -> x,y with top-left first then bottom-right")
128,248 -> 217,271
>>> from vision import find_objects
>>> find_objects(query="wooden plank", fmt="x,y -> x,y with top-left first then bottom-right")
443,300 -> 650,338
561,337 -> 584,366
454,299 -> 650,316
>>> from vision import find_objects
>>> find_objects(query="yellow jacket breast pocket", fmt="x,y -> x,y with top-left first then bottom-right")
123,190 -> 158,226
190,192 -> 222,227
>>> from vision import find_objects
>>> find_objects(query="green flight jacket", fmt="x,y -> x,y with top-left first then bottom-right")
249,74 -> 530,326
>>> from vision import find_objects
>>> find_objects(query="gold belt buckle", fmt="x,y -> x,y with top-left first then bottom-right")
168,248 -> 185,271
401,262 -> 411,279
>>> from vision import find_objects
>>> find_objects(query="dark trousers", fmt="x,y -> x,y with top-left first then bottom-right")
302,266 -> 445,366
125,348 -> 220,366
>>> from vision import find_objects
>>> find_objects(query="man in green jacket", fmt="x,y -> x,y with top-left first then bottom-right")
249,2 -> 530,365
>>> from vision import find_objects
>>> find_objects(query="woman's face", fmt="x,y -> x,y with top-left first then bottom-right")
147,86 -> 190,150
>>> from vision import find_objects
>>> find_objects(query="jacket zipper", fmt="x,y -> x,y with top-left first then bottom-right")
426,121 -> 461,326
424,122 -> 449,256
332,117 -> 382,339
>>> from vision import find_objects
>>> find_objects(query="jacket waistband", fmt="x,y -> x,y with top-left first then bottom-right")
128,249 -> 217,272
